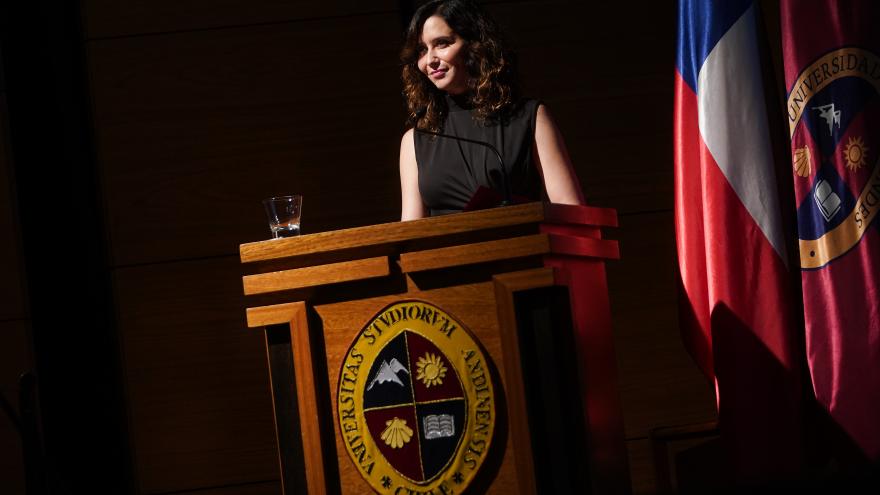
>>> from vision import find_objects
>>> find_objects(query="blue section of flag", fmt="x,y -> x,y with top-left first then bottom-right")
802,77 -> 877,157
676,0 -> 754,91
796,77 -> 878,240
797,165 -> 856,240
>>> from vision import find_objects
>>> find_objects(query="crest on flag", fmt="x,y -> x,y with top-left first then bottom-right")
337,301 -> 496,494
787,47 -> 880,269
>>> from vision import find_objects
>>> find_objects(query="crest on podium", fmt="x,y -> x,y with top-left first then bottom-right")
337,301 -> 496,494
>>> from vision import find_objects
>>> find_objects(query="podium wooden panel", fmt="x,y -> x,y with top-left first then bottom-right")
239,202 -> 629,494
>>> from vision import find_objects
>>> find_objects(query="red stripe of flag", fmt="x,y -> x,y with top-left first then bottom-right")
675,66 -> 804,481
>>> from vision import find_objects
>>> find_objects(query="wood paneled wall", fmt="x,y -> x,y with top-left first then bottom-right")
81,1 -> 716,494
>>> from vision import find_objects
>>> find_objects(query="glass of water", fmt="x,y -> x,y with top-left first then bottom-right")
262,195 -> 303,238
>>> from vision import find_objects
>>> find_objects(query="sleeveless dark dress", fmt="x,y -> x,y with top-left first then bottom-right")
414,95 -> 543,216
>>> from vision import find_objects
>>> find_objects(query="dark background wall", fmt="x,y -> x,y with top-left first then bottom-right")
0,1 -> 717,494
0,50 -> 32,493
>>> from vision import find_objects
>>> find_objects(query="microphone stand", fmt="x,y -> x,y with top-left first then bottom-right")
414,128 -> 512,207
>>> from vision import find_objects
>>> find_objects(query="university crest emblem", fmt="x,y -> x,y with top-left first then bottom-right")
337,301 -> 496,494
787,47 -> 880,269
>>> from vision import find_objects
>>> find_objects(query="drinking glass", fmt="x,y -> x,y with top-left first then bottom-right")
262,195 -> 303,238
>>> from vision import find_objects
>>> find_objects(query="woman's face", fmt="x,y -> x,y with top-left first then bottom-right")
417,15 -> 469,95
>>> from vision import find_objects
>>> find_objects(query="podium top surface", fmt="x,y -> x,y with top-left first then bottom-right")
239,202 -> 616,264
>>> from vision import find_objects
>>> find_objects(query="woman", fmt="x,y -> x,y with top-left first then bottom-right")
399,0 -> 584,220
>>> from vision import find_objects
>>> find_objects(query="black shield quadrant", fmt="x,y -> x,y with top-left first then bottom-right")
363,332 -> 413,409
416,399 -> 466,481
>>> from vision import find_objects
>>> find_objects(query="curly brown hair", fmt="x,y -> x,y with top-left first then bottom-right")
400,0 -> 520,132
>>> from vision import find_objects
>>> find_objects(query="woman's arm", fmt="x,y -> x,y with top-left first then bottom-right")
533,104 -> 586,205
400,128 -> 427,221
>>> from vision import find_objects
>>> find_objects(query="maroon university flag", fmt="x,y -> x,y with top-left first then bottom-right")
781,0 -> 880,461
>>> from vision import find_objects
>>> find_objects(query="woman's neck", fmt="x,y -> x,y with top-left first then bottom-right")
445,92 -> 473,112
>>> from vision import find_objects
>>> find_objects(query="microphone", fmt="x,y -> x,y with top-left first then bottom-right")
413,109 -> 512,207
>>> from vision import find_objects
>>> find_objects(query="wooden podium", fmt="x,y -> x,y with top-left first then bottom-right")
239,202 -> 629,494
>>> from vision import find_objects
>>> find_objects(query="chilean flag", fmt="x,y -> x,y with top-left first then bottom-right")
675,0 -> 803,481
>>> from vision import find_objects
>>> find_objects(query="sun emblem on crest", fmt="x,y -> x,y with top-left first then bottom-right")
416,353 -> 447,387
381,417 -> 413,449
843,136 -> 869,170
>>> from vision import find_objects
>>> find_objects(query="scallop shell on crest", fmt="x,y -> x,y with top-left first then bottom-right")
381,417 -> 413,449
793,146 -> 812,177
